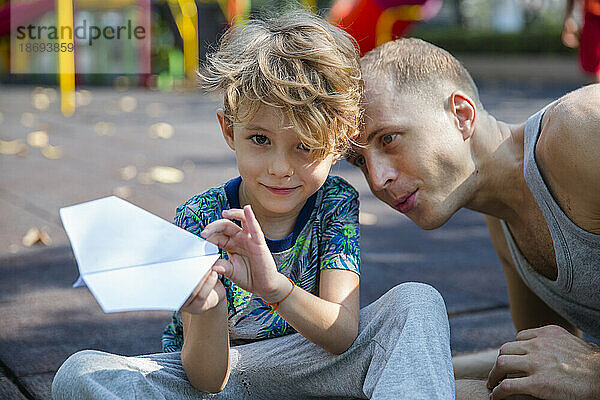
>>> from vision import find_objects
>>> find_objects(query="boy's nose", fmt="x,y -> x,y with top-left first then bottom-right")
268,152 -> 294,177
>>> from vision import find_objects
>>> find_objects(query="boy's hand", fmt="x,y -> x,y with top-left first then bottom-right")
180,260 -> 227,314
200,205 -> 290,304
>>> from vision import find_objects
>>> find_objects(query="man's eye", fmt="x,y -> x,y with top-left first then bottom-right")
382,134 -> 398,145
251,135 -> 270,145
381,133 -> 398,146
297,142 -> 310,152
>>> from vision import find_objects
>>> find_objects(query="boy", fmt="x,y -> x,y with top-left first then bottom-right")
52,11 -> 454,399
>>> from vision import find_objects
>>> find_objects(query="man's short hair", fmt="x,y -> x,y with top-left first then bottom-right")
199,10 -> 362,160
361,38 -> 481,109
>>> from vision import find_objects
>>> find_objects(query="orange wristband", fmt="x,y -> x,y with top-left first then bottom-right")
265,277 -> 295,314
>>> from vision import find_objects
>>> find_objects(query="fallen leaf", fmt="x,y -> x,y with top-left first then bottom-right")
150,166 -> 184,184
113,185 -> 132,199
22,227 -> 52,247
27,130 -> 49,147
137,172 -> 153,185
41,145 -> 63,159
76,90 -> 92,107
149,122 -> 174,139
32,92 -> 50,111
182,159 -> 195,172
22,227 -> 39,246
359,212 -> 378,226
21,112 -> 35,128
119,95 -> 137,113
43,87 -> 57,103
119,165 -> 137,181
0,139 -> 27,155
94,121 -> 115,136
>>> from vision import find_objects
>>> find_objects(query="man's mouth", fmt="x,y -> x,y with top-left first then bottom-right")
393,189 -> 418,213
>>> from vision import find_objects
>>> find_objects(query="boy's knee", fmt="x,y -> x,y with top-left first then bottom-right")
52,350 -> 107,398
386,282 -> 447,315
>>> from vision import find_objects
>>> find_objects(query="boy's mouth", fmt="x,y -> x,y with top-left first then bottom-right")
262,184 -> 300,195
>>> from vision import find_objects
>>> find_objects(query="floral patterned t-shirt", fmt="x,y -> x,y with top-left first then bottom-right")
162,175 -> 360,352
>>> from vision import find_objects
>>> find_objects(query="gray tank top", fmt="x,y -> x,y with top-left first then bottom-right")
500,103 -> 600,339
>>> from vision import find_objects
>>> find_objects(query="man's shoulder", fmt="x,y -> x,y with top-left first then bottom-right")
536,85 -> 600,206
539,84 -> 600,155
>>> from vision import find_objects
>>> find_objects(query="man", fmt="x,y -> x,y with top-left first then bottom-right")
347,38 -> 600,399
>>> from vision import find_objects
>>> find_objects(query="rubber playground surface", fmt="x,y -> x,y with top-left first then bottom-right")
0,57 -> 588,399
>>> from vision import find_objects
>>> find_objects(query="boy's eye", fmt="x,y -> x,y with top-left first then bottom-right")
250,135 -> 270,145
354,155 -> 366,167
382,134 -> 398,145
297,142 -> 310,152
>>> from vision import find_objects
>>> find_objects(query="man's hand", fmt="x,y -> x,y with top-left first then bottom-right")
200,205 -> 290,303
487,325 -> 600,399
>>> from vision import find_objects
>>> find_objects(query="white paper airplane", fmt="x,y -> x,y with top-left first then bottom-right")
59,196 -> 220,313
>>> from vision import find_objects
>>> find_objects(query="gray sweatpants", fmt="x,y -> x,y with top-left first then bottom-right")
52,283 -> 454,399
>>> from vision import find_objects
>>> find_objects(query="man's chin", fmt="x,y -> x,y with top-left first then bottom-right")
404,208 -> 452,231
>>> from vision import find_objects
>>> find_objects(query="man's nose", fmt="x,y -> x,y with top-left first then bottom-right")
268,150 -> 294,177
367,155 -> 395,191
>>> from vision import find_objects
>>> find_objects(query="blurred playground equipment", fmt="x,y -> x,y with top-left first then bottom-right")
0,0 -> 440,115
330,0 -> 442,54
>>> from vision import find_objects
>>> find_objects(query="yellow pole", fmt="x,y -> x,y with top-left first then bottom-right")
57,0 -> 75,116
178,0 -> 199,80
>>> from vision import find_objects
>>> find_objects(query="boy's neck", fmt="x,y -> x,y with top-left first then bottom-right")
239,181 -> 304,240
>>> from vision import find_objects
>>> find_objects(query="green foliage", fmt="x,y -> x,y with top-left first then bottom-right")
409,25 -> 576,54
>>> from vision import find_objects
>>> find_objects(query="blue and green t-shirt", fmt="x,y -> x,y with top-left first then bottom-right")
162,175 -> 360,352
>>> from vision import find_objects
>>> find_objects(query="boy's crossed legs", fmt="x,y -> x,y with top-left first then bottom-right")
52,283 -> 454,399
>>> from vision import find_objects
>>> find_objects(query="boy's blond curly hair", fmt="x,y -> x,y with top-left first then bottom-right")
198,10 -> 362,160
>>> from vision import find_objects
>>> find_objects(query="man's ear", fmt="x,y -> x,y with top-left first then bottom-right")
217,109 -> 235,150
449,91 -> 476,141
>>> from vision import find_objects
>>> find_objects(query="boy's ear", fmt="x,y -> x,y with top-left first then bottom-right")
449,91 -> 476,141
217,109 -> 235,150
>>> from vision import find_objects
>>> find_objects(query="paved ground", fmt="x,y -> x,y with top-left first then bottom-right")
0,54 -> 589,399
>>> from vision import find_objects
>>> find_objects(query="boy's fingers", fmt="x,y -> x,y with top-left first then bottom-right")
182,269 -> 212,308
201,219 -> 242,238
222,209 -> 247,230
196,270 -> 219,302
203,232 -> 233,249
212,259 -> 232,276
243,205 -> 266,244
